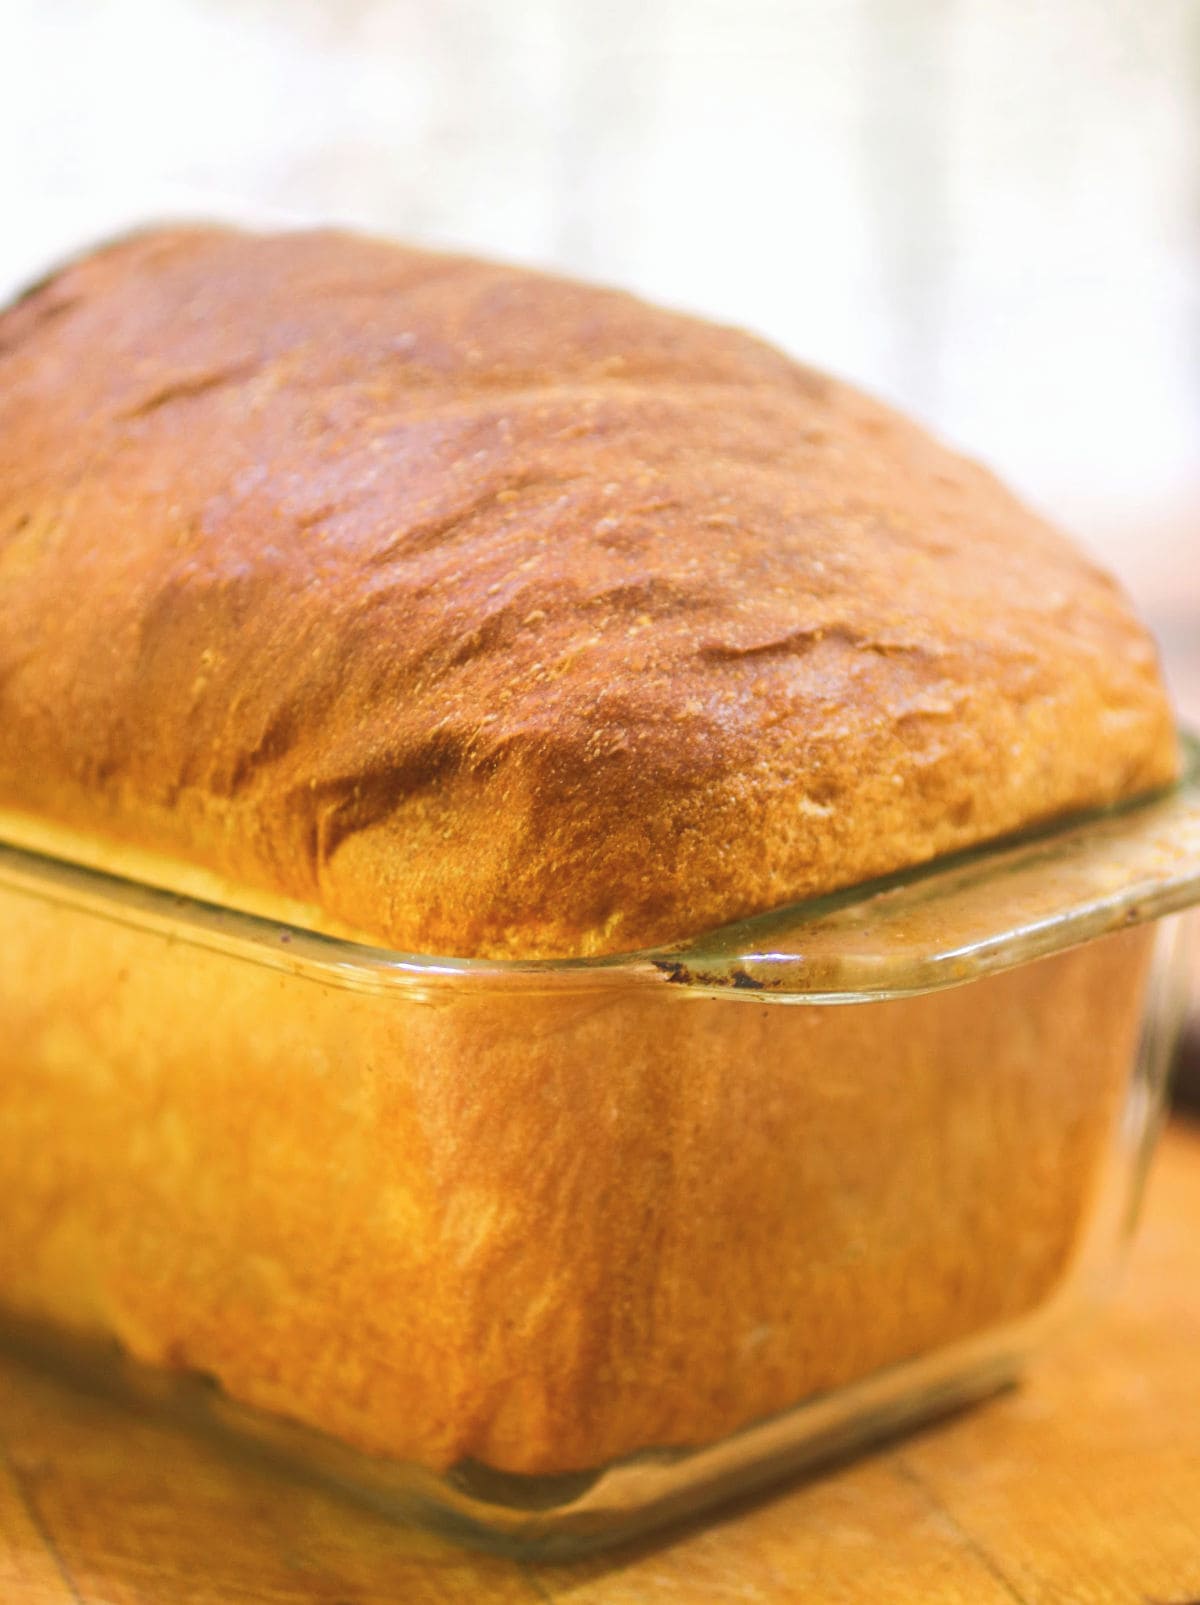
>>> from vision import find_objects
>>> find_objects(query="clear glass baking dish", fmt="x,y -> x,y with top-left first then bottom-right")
1,735 -> 1198,1559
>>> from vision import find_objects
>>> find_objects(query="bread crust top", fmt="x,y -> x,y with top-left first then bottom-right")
0,227 -> 1178,955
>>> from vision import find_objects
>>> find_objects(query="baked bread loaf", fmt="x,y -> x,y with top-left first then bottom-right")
0,229 -> 1181,1503
0,226 -> 1178,957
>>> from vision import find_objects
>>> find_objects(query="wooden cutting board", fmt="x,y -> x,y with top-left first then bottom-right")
2,1120 -> 1199,1605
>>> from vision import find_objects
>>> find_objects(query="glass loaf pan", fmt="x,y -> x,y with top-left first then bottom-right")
0,735 -> 1198,1559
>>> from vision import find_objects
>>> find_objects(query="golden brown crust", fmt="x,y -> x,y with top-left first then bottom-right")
0,226 -> 1179,956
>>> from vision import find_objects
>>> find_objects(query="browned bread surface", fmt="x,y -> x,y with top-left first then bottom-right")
0,227 -> 1178,956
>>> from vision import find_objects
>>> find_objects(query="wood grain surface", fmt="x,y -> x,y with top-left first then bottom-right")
1,1120 -> 1198,1604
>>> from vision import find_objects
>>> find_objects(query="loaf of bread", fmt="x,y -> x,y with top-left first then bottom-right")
0,229 -> 1179,1494
0,227 -> 1178,957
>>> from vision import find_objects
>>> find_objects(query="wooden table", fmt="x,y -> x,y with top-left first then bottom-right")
2,1121 -> 1199,1604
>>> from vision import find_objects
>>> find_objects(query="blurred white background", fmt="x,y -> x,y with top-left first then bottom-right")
2,0 -> 1197,705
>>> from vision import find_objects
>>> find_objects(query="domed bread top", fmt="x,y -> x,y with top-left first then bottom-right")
0,227 -> 1178,956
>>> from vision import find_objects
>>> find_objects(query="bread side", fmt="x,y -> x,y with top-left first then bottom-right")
0,227 -> 1178,956
0,880 -> 1151,1474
